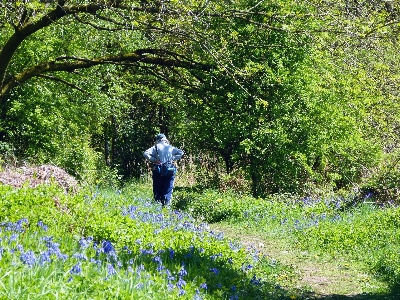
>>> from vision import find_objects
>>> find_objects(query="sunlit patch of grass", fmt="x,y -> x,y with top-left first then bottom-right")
0,183 -> 305,299
174,188 -> 400,296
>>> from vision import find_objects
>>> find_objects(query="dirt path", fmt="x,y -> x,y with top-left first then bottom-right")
210,223 -> 384,299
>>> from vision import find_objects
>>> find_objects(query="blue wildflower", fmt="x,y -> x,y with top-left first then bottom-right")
169,248 -> 175,260
167,282 -> 174,291
78,237 -> 93,249
37,221 -> 48,231
20,250 -> 36,266
107,263 -> 117,276
73,253 -> 87,261
176,277 -> 186,289
165,269 -> 175,281
250,275 -> 261,285
178,266 -> 187,277
153,256 -> 162,265
136,283 -> 144,289
39,250 -> 51,265
210,268 -> 219,275
102,240 -> 114,254
70,262 -> 82,275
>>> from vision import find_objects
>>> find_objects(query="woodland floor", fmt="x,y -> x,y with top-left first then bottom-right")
0,166 -> 395,299
210,223 -> 394,300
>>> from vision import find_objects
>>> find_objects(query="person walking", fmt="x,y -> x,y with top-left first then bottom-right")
143,134 -> 184,207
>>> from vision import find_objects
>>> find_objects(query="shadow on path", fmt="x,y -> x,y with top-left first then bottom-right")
306,290 -> 400,300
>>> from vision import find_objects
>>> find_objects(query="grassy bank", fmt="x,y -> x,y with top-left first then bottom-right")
173,187 -> 400,298
1,181 -> 400,299
0,183 -> 302,300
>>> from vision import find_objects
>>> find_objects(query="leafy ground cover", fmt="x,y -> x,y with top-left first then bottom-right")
2,180 -> 400,299
0,183 -> 306,300
173,188 -> 400,299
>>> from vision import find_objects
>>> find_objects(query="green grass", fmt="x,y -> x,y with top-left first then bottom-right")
2,181 -> 400,299
173,187 -> 400,298
0,183 -> 304,300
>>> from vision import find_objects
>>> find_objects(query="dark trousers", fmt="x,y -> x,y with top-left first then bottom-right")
152,170 -> 175,207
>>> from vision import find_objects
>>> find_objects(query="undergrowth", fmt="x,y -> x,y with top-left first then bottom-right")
173,187 -> 400,295
0,183 -> 302,300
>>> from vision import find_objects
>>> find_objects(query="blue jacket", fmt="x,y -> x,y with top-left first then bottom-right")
143,141 -> 184,164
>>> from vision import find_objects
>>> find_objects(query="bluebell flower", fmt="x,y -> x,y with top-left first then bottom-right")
250,275 -> 261,285
200,283 -> 207,290
229,295 -> 239,300
107,263 -> 117,276
165,269 -> 175,281
39,250 -> 51,265
169,248 -> 175,260
229,241 -> 241,251
78,237 -> 93,249
90,258 -> 101,265
136,283 -> 144,289
37,221 -> 48,231
9,233 -> 18,242
178,266 -> 187,277
210,268 -> 219,275
176,277 -> 186,289
102,240 -> 114,254
153,256 -> 162,264
136,264 -> 145,275
140,248 -> 154,255
193,289 -> 202,300
70,262 -> 82,275
167,282 -> 174,291
156,264 -> 165,272
210,253 -> 222,261
73,253 -> 87,261
231,285 -> 237,292
20,250 -> 36,266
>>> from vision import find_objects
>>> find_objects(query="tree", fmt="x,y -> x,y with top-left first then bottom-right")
1,0 -> 399,197
0,0 -> 210,143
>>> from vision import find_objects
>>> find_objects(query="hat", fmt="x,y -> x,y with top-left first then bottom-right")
156,133 -> 166,141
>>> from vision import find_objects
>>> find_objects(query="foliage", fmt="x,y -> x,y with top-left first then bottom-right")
0,0 -> 400,199
361,150 -> 400,204
195,187 -> 400,295
174,189 -> 260,224
0,183 -> 303,299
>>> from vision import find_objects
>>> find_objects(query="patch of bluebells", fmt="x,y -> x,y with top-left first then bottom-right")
1,201 -> 272,300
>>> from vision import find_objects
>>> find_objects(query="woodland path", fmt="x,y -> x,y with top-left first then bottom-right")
210,223 -> 388,300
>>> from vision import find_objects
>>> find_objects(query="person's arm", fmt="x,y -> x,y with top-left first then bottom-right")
172,147 -> 184,161
143,146 -> 160,163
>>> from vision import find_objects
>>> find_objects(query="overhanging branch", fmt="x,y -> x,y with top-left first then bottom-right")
1,51 -> 212,97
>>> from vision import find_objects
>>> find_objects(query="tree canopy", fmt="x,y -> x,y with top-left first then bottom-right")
1,0 -> 400,197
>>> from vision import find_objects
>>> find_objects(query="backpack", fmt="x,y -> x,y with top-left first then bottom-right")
158,161 -> 177,177
155,145 -> 177,177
